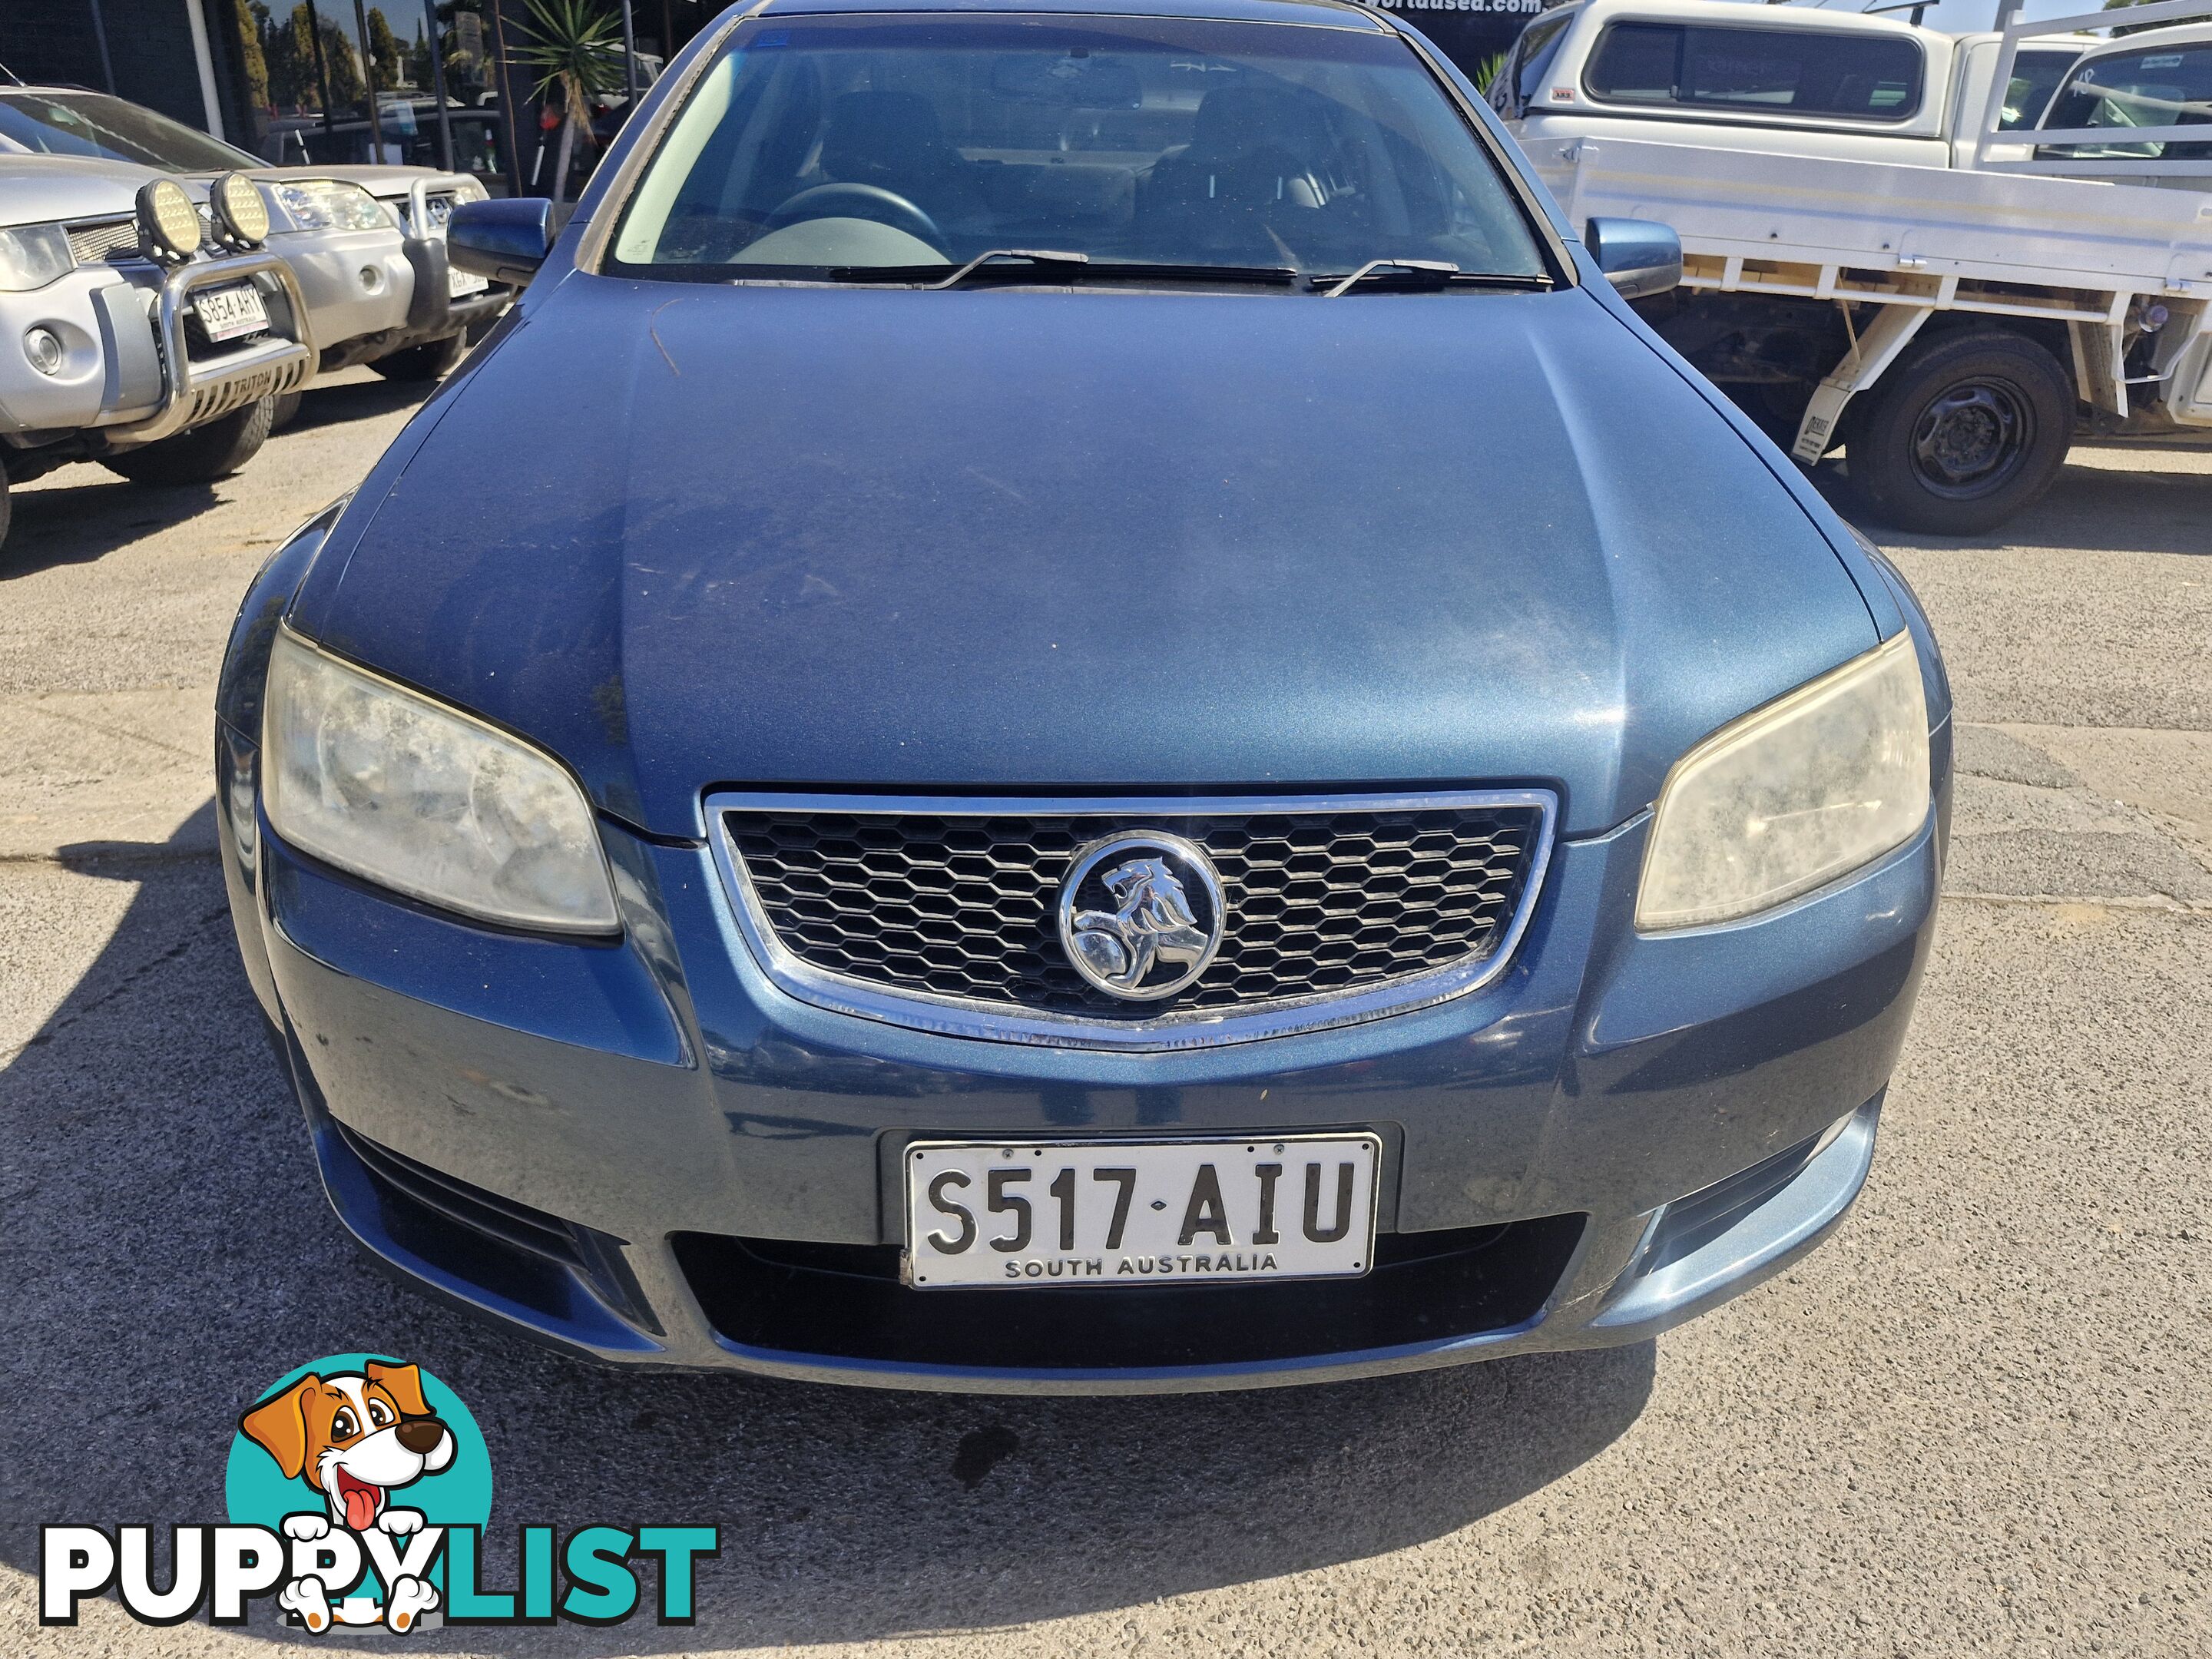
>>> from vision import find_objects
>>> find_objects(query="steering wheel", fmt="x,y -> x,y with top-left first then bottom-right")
763,183 -> 943,250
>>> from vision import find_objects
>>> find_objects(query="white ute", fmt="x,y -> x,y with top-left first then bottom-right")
1497,0 -> 2212,531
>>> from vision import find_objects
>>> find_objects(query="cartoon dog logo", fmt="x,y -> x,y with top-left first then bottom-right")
238,1360 -> 455,1632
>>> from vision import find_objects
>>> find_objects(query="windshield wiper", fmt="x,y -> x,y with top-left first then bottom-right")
1312,260 -> 1555,296
798,253 -> 1300,289
932,248 -> 1094,288
932,252 -> 1300,289
1081,260 -> 1300,286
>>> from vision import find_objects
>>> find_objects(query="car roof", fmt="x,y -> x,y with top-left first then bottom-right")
1945,31 -> 2082,51
750,0 -> 1390,31
2071,21 -> 2212,53
1561,0 -> 1936,39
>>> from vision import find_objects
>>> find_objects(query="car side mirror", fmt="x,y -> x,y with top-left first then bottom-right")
449,197 -> 555,286
1584,217 -> 1681,301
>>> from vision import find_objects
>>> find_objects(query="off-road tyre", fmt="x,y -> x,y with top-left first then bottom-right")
101,395 -> 276,486
1841,329 -> 2073,535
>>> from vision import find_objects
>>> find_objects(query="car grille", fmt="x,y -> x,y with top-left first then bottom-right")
673,1214 -> 1586,1372
394,191 -> 456,236
67,217 -> 139,265
717,793 -> 1550,1041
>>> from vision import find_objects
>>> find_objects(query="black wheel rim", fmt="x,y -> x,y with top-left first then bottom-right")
1908,378 -> 2035,501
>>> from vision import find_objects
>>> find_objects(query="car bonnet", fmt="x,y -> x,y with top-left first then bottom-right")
293,272 -> 1881,839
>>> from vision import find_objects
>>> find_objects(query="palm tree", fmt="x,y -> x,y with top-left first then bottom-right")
511,0 -> 621,204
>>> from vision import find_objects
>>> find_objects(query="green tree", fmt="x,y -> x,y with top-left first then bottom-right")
2101,0 -> 2167,35
366,6 -> 405,88
262,2 -> 314,108
227,0 -> 272,111
272,3 -> 366,111
318,12 -> 368,108
511,0 -> 621,203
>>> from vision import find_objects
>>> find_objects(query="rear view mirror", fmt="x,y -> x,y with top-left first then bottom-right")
988,53 -> 1143,110
449,197 -> 555,286
1584,217 -> 1681,300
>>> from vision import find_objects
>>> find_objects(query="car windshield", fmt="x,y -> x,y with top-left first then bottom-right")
609,13 -> 1547,283
2041,40 -> 2212,157
0,90 -> 262,172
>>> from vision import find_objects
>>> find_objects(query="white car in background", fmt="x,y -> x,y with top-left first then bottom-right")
2027,22 -> 2212,190
1488,0 -> 2084,167
0,86 -> 510,390
0,155 -> 313,548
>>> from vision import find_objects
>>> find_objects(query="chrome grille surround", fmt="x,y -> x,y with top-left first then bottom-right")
707,790 -> 1555,1052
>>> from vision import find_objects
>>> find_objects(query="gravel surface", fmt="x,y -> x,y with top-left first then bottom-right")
2,385 -> 2208,1657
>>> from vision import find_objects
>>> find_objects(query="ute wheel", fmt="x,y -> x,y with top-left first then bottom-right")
102,396 -> 275,486
369,331 -> 469,382
1841,329 -> 2073,535
270,389 -> 304,430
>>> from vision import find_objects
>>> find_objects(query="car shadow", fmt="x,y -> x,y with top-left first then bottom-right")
0,808 -> 1654,1651
1818,448 -> 2212,558
0,475 -> 224,579
2,376 -> 435,579
284,374 -> 438,433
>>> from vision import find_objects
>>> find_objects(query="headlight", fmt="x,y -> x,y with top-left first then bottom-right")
262,630 -> 619,934
272,179 -> 390,233
0,222 -> 74,292
1636,633 -> 1929,931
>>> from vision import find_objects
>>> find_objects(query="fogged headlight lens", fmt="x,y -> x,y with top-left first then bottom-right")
273,179 -> 389,232
1637,633 -> 1930,931
263,630 -> 618,933
0,223 -> 74,292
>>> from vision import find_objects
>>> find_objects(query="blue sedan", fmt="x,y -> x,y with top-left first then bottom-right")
217,0 -> 1950,1392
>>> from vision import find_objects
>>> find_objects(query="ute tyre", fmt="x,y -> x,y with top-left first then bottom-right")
369,331 -> 469,382
1842,329 -> 2073,535
101,396 -> 275,486
270,389 -> 304,429
0,458 -> 11,555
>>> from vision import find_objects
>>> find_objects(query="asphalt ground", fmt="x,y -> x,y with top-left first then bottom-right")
2,373 -> 2208,1657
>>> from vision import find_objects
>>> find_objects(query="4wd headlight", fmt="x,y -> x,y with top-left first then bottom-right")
1637,633 -> 1930,931
273,179 -> 390,232
213,171 -> 271,246
0,223 -> 74,292
137,178 -> 204,260
263,630 -> 618,934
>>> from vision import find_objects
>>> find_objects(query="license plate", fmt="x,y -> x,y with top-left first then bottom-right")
905,1134 -> 1381,1290
193,283 -> 269,342
448,266 -> 488,297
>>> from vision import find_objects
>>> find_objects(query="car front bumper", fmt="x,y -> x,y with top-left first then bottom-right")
217,709 -> 1948,1392
270,210 -> 508,373
0,252 -> 313,448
